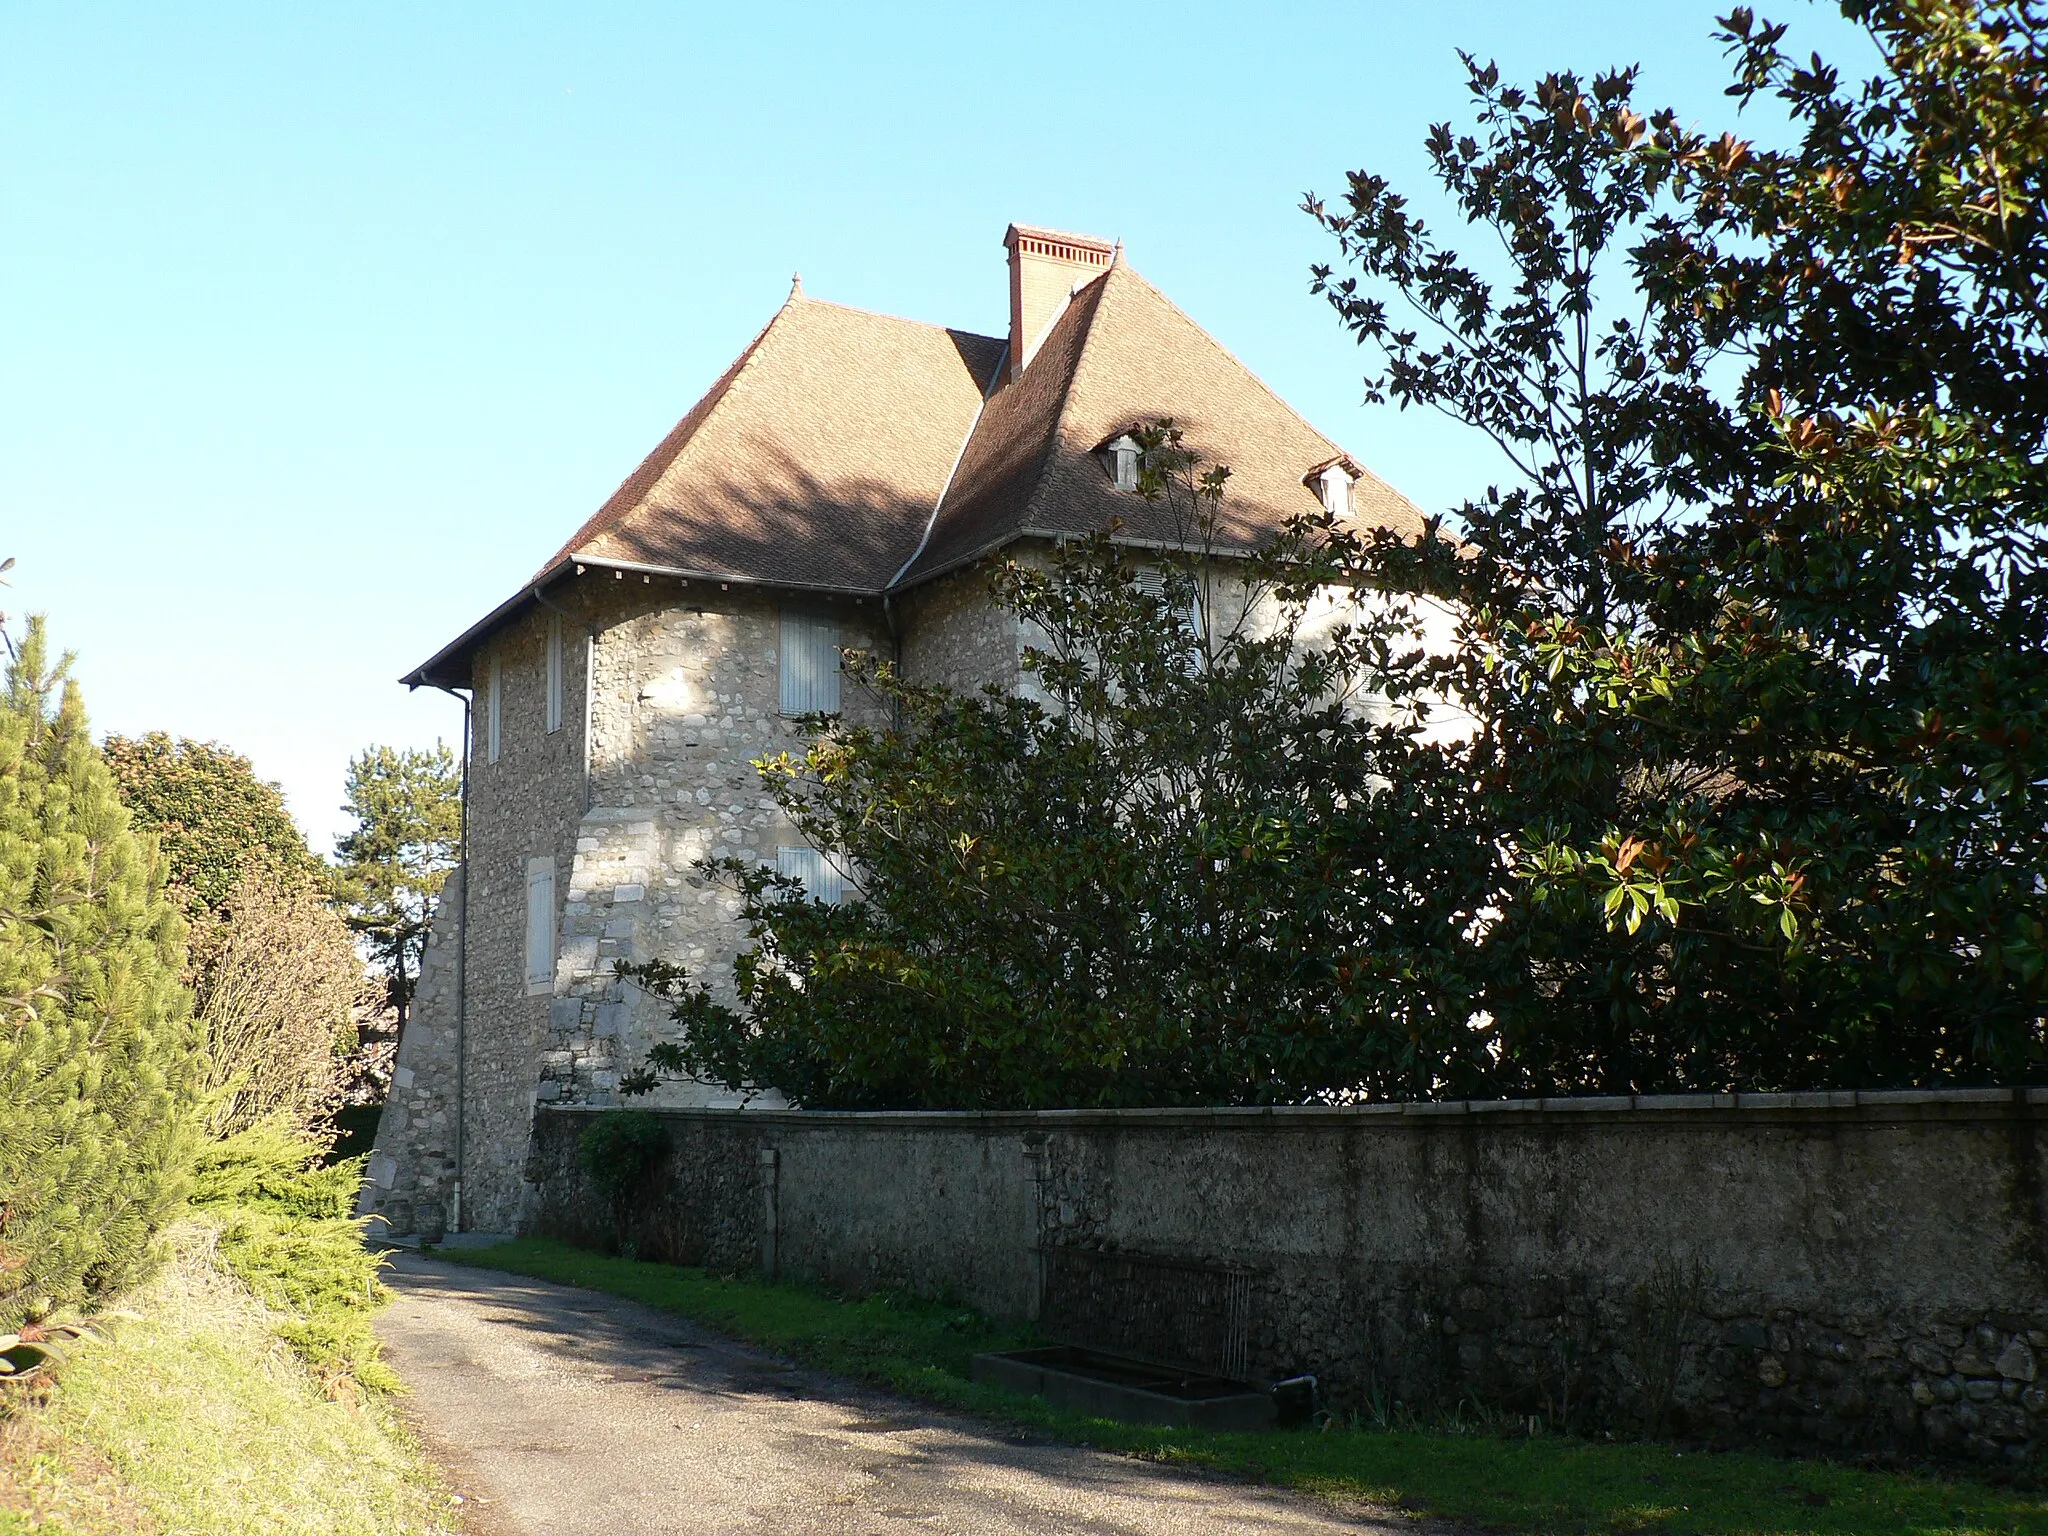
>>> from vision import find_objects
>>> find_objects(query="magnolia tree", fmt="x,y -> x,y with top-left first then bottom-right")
1307,1 -> 2047,1089
624,429 -> 1500,1108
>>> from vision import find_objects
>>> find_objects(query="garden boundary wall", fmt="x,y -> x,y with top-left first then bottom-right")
528,1090 -> 2048,1466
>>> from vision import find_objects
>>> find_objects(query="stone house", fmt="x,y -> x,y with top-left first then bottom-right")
364,224 -> 1427,1236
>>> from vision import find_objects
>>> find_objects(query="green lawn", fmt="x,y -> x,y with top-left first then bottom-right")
1,1222 -> 456,1536
446,1237 -> 2048,1536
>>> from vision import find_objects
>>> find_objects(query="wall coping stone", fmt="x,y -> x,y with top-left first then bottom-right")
543,1084 -> 2048,1131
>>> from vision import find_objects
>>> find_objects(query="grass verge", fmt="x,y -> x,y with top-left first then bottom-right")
449,1236 -> 2048,1536
0,1221 -> 456,1536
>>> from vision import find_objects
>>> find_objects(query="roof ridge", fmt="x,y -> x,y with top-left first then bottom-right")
1109,262 -> 1348,465
1011,267 -> 1113,538
544,299 -> 793,575
785,289 -> 1005,346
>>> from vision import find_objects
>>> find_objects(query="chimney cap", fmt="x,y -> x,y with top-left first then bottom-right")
1003,224 -> 1117,264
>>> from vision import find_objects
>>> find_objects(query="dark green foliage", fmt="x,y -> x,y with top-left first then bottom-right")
1603,0 -> 2048,1081
649,5 -> 2043,1105
189,1123 -> 396,1394
103,732 -> 318,917
1302,6 -> 2048,1091
625,433 -> 1496,1108
575,1110 -> 669,1202
324,1103 -> 384,1165
329,744 -> 460,1026
0,620 -> 200,1329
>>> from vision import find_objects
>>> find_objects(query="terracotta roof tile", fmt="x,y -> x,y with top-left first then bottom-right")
552,295 -> 1003,592
906,276 -> 1106,580
901,262 -> 1425,583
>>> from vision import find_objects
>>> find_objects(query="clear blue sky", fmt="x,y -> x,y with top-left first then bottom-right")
2,1 -> 1864,853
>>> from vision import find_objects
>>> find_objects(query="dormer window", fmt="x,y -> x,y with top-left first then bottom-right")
1312,460 -> 1357,517
1102,433 -> 1142,492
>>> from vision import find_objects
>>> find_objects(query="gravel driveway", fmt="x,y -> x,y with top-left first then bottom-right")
376,1250 -> 1410,1536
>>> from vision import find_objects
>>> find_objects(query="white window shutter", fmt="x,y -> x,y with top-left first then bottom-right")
779,609 -> 841,715
487,656 -> 503,763
776,845 -> 848,904
1135,565 -> 1204,653
545,615 -> 564,734
524,856 -> 556,990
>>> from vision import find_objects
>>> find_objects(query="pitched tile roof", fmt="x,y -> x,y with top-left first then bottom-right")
402,250 -> 1426,687
543,294 -> 1005,592
901,260 -> 1424,583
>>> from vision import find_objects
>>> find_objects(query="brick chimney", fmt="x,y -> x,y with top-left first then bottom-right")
1005,224 -> 1115,382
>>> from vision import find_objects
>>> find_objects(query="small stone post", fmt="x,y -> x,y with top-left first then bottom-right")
1021,1133 -> 1048,1322
757,1147 -> 780,1281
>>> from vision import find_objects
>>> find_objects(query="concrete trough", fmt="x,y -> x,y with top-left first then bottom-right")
971,1345 -> 1276,1431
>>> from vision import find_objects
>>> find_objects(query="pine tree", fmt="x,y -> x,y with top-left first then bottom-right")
330,744 -> 460,1031
0,619 -> 199,1327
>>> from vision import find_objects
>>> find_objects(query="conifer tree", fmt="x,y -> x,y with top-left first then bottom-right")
0,619 -> 199,1327
331,743 -> 461,1031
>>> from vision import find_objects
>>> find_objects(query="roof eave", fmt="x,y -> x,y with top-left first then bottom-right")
398,551 -> 890,690
399,560 -> 577,691
888,523 -> 1275,592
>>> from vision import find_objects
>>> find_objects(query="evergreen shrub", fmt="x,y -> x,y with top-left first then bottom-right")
190,1123 -> 397,1395
0,620 -> 199,1329
577,1110 -> 668,1201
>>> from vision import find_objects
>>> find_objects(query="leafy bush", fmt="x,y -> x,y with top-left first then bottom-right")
188,868 -> 369,1138
109,734 -> 372,1139
624,438 -> 1489,1109
0,620 -> 200,1329
1302,11 -> 2048,1089
576,1111 -> 669,1202
190,1124 -> 396,1395
575,1111 -> 669,1254
102,732 -> 319,918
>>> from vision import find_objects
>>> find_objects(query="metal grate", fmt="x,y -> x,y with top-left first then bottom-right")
1040,1248 -> 1252,1381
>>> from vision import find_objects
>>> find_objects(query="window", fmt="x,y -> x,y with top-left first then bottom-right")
1103,433 -> 1141,491
524,856 -> 556,992
544,614 -> 564,733
1317,463 -> 1355,517
779,608 -> 841,715
486,655 -> 503,763
777,845 -> 849,904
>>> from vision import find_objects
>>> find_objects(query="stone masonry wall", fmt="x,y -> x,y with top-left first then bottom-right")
453,600 -> 592,1232
897,565 -> 1024,694
530,1091 -> 2048,1467
535,581 -> 895,1116
359,869 -> 464,1235
363,566 -> 1026,1234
